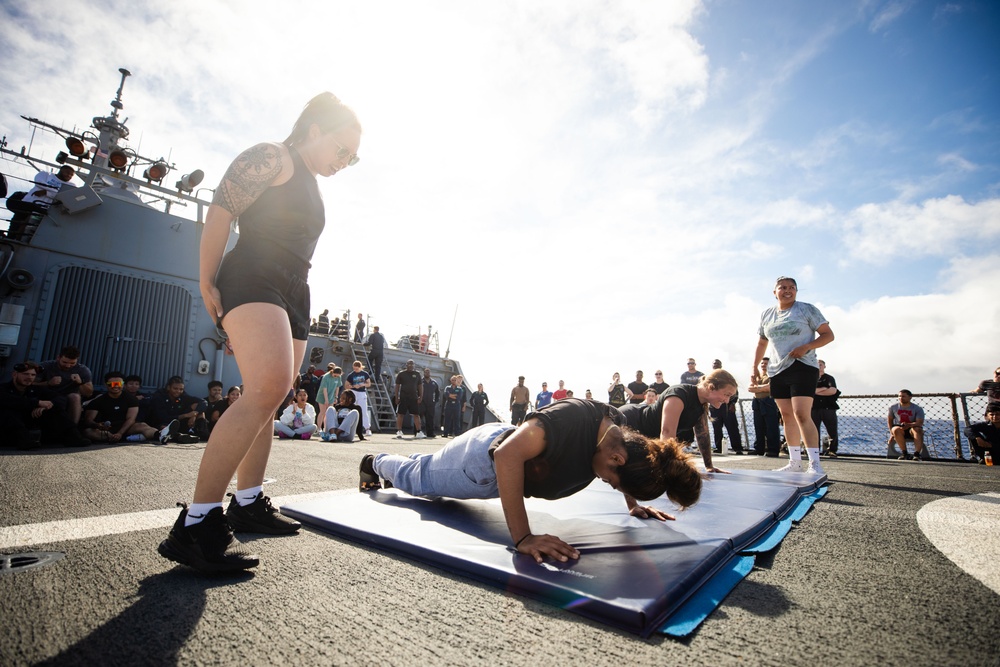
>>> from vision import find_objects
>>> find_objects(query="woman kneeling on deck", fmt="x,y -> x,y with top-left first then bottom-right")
360,397 -> 702,564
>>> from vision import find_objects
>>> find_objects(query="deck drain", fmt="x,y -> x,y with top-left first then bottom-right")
0,551 -> 66,574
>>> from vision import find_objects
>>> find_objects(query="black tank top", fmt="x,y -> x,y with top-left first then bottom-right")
232,145 -> 325,277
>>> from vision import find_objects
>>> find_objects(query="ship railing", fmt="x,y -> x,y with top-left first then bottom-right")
1,148 -> 211,223
1,170 -> 51,243
735,392 -> 992,461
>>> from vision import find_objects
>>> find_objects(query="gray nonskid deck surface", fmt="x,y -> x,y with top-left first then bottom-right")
1,437 -> 998,666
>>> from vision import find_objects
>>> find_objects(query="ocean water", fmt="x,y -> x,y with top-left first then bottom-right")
735,394 -> 989,461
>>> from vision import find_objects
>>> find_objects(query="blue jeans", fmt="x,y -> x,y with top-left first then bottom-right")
373,423 -> 513,499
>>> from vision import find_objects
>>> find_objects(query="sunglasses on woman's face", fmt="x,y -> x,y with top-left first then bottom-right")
334,141 -> 360,166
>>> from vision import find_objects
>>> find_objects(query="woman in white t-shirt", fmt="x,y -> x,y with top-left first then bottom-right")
751,276 -> 834,475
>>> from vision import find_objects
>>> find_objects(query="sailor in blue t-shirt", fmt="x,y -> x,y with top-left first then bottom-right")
345,361 -> 373,434
536,382 -> 553,409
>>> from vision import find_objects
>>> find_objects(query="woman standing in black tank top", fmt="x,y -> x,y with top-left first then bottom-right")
158,94 -> 361,574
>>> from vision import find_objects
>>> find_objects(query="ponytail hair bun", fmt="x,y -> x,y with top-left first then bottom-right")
617,429 -> 702,507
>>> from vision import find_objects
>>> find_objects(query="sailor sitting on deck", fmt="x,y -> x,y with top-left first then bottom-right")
888,390 -> 926,461
274,388 -> 317,440
0,361 -> 90,449
147,376 -> 209,444
81,371 -> 159,443
964,403 -> 1000,465
35,345 -> 94,425
320,389 -> 363,442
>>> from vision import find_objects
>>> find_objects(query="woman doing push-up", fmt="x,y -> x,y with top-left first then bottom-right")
359,398 -> 702,563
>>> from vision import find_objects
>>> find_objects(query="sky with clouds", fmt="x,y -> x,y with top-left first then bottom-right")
1,0 -> 998,411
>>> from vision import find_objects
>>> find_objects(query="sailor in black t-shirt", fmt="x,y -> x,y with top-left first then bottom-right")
361,398 -> 703,564
345,361 -> 373,434
81,371 -> 159,443
394,360 -> 425,439
648,370 -> 669,395
811,360 -> 840,456
627,370 -> 648,404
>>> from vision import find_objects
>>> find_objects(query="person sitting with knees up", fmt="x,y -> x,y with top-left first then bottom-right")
359,397 -> 702,563
274,388 -> 317,440
964,403 -> 1000,465
888,389 -> 926,461
209,386 -> 242,432
81,371 -> 159,443
321,389 -> 364,442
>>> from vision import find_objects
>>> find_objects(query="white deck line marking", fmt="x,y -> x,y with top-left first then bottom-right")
916,492 -> 1000,596
0,490 -> 350,551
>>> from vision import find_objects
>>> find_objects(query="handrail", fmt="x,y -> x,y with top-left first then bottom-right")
735,392 -> 992,461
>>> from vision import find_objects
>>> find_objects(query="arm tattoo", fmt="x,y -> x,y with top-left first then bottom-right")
694,416 -> 712,455
212,143 -> 283,218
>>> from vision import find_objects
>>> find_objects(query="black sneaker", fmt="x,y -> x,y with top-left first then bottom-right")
225,492 -> 301,535
158,504 -> 259,573
360,454 -> 382,491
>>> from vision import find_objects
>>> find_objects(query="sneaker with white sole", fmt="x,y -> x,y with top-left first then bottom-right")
395,430 -> 404,439
365,429 -> 372,437
158,419 -> 179,445
415,431 -> 426,440
807,461 -> 826,476
775,460 -> 806,473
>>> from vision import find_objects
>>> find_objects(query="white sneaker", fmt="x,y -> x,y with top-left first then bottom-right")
775,460 -> 805,473
807,461 -> 826,476
395,430 -> 404,439
415,432 -> 426,439
365,430 -> 372,437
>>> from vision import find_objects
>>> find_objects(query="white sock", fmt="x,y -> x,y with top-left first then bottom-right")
236,485 -> 263,506
788,445 -> 802,461
805,447 -> 820,463
185,501 -> 223,526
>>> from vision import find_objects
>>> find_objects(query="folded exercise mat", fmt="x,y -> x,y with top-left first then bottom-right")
282,468 -> 826,637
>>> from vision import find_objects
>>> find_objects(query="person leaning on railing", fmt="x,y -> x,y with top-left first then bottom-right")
970,367 -> 1000,406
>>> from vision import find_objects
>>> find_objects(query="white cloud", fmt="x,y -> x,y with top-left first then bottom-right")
821,254 -> 1000,393
869,1 -> 911,33
844,195 -> 1000,263
2,0 -> 997,410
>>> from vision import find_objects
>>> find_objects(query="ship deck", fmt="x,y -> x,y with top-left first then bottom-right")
1,436 -> 998,666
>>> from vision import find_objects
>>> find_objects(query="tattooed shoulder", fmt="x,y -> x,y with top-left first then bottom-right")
212,142 -> 285,218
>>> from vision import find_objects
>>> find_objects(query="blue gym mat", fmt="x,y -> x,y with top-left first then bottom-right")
282,468 -> 827,637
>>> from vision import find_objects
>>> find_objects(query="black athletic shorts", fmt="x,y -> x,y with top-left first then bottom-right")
397,393 -> 419,415
768,360 -> 820,400
216,250 -> 311,341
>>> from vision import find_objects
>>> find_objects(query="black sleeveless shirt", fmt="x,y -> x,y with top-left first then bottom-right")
231,145 -> 325,278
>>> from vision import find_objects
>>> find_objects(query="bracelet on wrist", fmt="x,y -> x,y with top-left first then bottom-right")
514,534 -> 532,550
